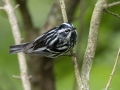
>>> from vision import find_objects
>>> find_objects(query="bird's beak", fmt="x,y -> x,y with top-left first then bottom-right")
72,28 -> 76,31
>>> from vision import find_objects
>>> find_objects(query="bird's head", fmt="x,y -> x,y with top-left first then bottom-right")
57,22 -> 76,40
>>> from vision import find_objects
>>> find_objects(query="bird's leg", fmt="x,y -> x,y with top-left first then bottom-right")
62,52 -> 77,57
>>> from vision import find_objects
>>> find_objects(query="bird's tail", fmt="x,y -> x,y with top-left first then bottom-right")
9,43 -> 29,54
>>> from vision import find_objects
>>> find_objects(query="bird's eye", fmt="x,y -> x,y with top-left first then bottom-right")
65,30 -> 70,33
65,30 -> 68,33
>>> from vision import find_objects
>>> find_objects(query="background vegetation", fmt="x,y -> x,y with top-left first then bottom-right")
0,0 -> 120,90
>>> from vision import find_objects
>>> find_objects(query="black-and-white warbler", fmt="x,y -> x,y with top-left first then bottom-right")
9,22 -> 77,58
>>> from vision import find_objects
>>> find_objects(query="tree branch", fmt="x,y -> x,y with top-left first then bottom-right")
59,0 -> 68,22
105,48 -> 120,90
104,8 -> 120,19
0,0 -> 31,90
81,0 -> 108,90
73,0 -> 86,89
59,0 -> 82,90
103,1 -> 120,19
105,1 -> 120,8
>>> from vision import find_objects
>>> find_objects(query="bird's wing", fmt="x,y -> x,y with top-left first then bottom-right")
32,34 -> 46,50
32,26 -> 59,50
23,33 -> 46,52
23,26 -> 58,52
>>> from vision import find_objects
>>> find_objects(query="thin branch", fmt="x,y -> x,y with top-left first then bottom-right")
71,51 -> 82,90
0,0 -> 31,90
0,7 -> 4,9
13,4 -> 19,11
106,1 -> 120,8
73,0 -> 86,90
104,8 -> 120,19
13,75 -> 21,79
103,1 -> 120,19
59,0 -> 82,90
105,48 -> 120,90
59,0 -> 68,22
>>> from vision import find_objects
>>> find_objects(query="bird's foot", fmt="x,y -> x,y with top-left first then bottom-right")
62,53 -> 77,57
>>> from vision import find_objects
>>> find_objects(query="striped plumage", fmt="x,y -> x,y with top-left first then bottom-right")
9,22 -> 77,58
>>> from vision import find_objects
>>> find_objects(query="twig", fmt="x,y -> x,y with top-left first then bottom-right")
104,8 -> 120,19
103,1 -> 120,19
105,48 -> 120,90
13,4 -> 19,11
13,75 -> 21,79
106,1 -> 120,8
13,75 -> 32,80
0,7 -> 4,9
59,0 -> 82,90
0,0 -> 31,90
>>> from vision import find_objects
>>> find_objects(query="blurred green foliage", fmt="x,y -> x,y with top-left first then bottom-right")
0,0 -> 120,90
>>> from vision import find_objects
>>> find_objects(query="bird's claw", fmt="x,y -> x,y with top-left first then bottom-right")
62,53 -> 77,57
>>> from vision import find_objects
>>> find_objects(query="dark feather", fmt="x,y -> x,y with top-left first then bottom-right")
9,43 -> 29,54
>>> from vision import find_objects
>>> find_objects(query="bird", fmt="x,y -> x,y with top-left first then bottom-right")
9,22 -> 77,58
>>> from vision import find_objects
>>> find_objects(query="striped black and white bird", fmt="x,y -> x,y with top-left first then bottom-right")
9,22 -> 77,58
